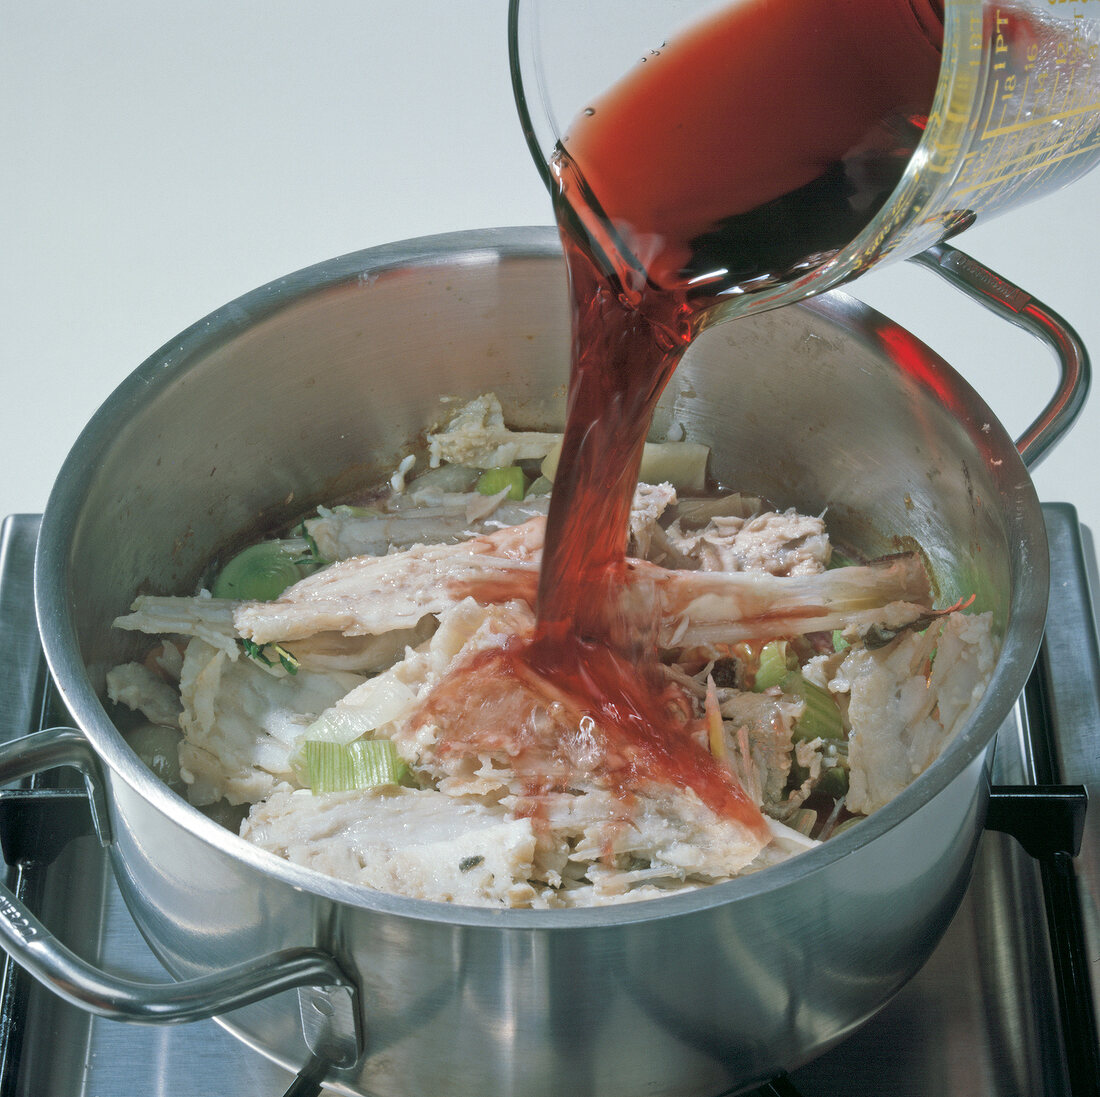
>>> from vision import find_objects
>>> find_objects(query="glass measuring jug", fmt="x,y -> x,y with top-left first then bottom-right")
509,0 -> 1100,320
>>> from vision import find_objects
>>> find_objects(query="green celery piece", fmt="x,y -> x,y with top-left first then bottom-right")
476,466 -> 527,501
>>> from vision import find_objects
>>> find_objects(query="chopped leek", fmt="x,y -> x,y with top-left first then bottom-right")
407,464 -> 481,495
635,441 -> 709,493
818,765 -> 850,798
827,547 -> 861,570
125,724 -> 184,790
751,644 -> 843,739
289,679 -> 418,781
213,541 -> 304,602
305,738 -> 409,794
831,816 -> 863,836
782,672 -> 844,741
788,808 -> 818,837
752,641 -> 796,692
541,440 -> 709,493
476,466 -> 527,501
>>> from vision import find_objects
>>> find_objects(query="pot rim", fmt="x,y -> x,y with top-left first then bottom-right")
34,225 -> 1049,929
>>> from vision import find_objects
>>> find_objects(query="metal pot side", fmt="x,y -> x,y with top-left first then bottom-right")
34,227 -> 1047,1096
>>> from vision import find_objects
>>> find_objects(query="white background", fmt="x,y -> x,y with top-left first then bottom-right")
2,2 -> 1098,555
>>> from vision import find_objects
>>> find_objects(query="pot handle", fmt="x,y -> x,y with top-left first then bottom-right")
909,242 -> 1091,472
0,725 -> 113,844
0,727 -> 361,1069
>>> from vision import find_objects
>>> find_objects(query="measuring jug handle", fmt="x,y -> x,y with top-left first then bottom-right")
908,243 -> 1090,472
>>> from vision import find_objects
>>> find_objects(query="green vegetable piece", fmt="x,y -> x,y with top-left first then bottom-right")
273,644 -> 301,675
526,475 -> 553,497
818,765 -> 850,799
349,739 -> 410,787
831,629 -> 851,653
125,724 -> 184,790
292,522 -> 328,569
541,439 -> 709,493
782,671 -> 845,741
788,808 -> 818,837
306,738 -> 408,794
752,641 -> 796,692
827,547 -> 860,570
238,639 -> 300,675
476,466 -> 527,501
213,542 -> 302,602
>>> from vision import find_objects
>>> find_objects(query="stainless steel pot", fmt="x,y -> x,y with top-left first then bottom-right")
6,227 -> 1087,1096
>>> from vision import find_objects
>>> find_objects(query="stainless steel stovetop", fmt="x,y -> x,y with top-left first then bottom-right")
0,505 -> 1098,1097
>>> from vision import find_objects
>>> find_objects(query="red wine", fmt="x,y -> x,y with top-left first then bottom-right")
426,0 -> 943,828
555,0 -> 943,297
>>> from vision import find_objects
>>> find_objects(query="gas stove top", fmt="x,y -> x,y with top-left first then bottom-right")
0,505 -> 1097,1097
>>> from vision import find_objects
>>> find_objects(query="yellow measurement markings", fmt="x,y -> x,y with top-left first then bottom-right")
980,78 -> 1100,140
955,137 -> 1100,196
